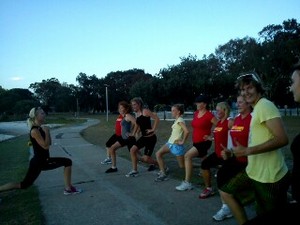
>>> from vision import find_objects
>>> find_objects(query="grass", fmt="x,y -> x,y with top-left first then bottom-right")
0,113 -> 298,224
0,135 -> 44,225
81,114 -> 299,182
0,115 -> 85,225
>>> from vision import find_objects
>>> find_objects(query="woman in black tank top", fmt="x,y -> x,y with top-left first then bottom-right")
0,107 -> 82,195
125,97 -> 160,177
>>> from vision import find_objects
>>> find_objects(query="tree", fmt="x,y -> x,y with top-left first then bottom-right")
0,88 -> 38,114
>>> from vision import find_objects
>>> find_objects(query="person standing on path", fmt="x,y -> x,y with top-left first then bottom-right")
243,63 -> 300,225
176,95 -> 218,191
198,101 -> 234,199
155,104 -> 189,182
100,107 -> 124,165
212,95 -> 252,221
105,101 -> 137,173
126,97 -> 160,177
0,107 -> 82,195
219,72 -> 290,225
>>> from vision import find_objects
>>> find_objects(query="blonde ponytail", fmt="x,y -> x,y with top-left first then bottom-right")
27,107 -> 39,129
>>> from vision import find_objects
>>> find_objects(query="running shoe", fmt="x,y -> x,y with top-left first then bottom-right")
175,181 -> 193,191
148,164 -> 157,171
212,205 -> 233,221
64,186 -> 83,195
101,157 -> 112,165
157,167 -> 170,176
125,170 -> 139,177
105,167 -> 118,173
199,187 -> 215,199
155,174 -> 168,182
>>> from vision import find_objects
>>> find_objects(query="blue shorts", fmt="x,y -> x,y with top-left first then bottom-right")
166,142 -> 185,156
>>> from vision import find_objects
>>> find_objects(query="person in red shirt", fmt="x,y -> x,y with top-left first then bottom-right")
199,101 -> 234,199
212,95 -> 252,221
100,106 -> 124,165
176,95 -> 218,191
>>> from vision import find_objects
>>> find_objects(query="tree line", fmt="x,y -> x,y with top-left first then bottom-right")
0,19 -> 299,119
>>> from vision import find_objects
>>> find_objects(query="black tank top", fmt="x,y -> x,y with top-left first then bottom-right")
30,126 -> 49,160
136,115 -> 153,136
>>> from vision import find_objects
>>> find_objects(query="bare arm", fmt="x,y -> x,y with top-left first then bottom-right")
233,117 -> 288,157
126,114 -> 137,136
144,108 -> 160,133
176,121 -> 189,145
31,126 -> 51,150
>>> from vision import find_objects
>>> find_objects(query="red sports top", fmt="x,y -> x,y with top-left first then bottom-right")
115,114 -> 124,136
214,119 -> 230,158
230,113 -> 252,163
191,110 -> 214,143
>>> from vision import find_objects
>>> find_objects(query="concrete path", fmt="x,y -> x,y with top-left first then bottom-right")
1,120 -> 255,225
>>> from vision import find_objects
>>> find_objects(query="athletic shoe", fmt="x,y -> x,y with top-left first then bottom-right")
155,174 -> 168,182
101,158 -> 112,165
148,164 -> 157,171
199,187 -> 215,199
175,181 -> 193,191
64,186 -> 82,195
157,167 -> 170,176
212,205 -> 233,221
105,167 -> 118,173
125,170 -> 139,177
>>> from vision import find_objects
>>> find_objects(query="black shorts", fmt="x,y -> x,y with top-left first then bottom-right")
201,152 -> 224,170
123,136 -> 136,151
216,157 -> 247,188
106,134 -> 122,148
135,135 -> 157,156
193,140 -> 212,158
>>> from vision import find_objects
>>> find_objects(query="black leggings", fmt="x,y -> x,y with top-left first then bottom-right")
20,157 -> 72,189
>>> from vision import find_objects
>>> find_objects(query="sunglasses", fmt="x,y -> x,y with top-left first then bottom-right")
237,73 -> 261,83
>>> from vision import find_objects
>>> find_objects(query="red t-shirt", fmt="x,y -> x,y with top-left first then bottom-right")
191,110 -> 214,143
230,113 -> 252,163
115,114 -> 123,136
214,119 -> 230,158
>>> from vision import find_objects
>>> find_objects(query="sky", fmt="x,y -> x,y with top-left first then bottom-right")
1,0 -> 299,90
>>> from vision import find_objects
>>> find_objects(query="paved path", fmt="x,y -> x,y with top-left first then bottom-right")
1,120 -> 255,225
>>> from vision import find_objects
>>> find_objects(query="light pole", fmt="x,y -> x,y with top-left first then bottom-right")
104,84 -> 109,122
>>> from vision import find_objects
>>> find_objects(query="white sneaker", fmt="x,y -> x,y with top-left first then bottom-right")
157,167 -> 170,176
125,170 -> 139,177
175,181 -> 193,191
155,174 -> 168,182
101,157 -> 112,165
212,205 -> 233,221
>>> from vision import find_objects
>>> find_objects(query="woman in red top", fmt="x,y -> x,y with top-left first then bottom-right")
176,95 -> 218,191
100,109 -> 124,165
212,95 -> 252,221
199,101 -> 234,198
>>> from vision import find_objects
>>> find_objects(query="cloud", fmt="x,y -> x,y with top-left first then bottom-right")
10,77 -> 23,81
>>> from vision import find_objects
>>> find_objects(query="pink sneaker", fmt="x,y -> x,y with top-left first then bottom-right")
64,186 -> 82,195
199,187 -> 215,199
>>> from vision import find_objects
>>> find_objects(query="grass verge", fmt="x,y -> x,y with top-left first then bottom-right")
0,135 -> 44,225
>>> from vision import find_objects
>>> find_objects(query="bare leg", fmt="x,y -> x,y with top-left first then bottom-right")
202,169 -> 211,188
64,166 -> 72,189
156,145 -> 169,172
141,155 -> 158,165
220,190 -> 247,225
0,182 -> 20,192
184,147 -> 199,182
130,146 -> 139,171
176,155 -> 185,168
109,142 -> 122,168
